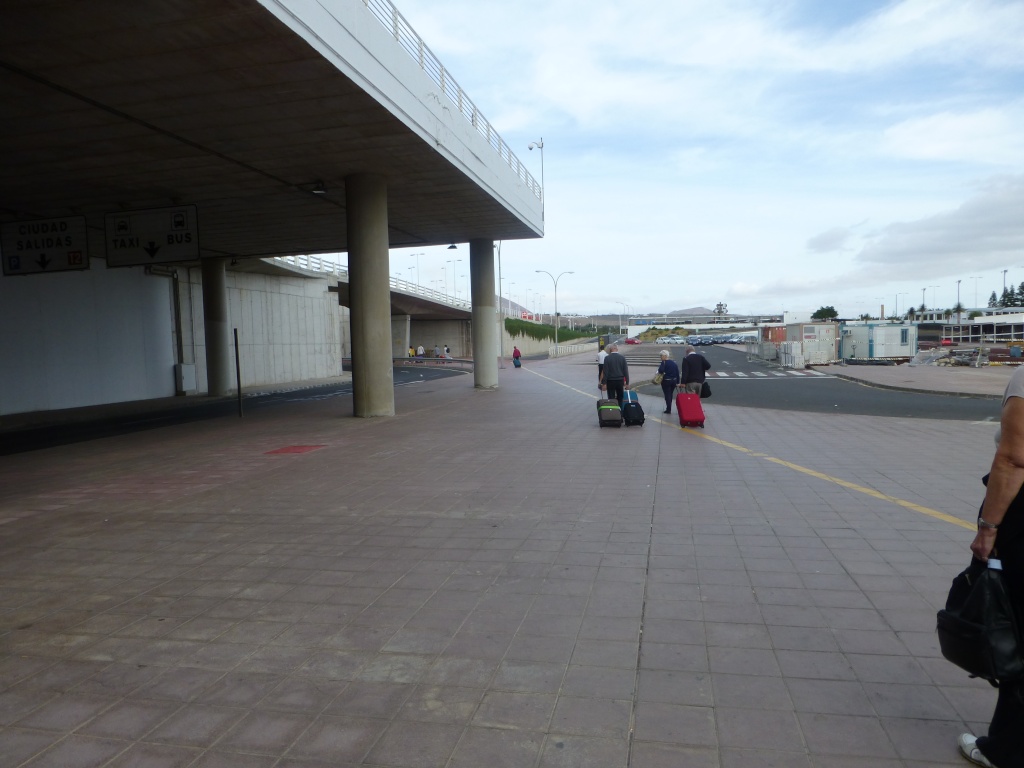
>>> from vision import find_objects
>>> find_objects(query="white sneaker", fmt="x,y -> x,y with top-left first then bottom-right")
958,733 -> 997,767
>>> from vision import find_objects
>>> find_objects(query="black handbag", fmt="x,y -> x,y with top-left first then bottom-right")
937,557 -> 1024,684
700,381 -> 711,398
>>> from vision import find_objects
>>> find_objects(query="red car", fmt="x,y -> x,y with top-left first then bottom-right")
940,339 -> 954,346
625,338 -> 642,344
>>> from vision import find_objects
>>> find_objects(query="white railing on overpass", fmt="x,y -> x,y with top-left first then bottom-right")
548,342 -> 598,358
271,255 -> 471,310
360,0 -> 542,206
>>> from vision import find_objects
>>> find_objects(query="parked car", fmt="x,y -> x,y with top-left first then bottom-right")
625,337 -> 642,345
940,338 -> 955,346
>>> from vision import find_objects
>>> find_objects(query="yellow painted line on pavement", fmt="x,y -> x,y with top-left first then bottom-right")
526,366 -> 974,531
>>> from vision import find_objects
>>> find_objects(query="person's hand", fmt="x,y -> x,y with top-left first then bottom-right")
971,527 -> 998,562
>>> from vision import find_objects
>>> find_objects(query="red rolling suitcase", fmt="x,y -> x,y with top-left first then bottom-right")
676,392 -> 705,428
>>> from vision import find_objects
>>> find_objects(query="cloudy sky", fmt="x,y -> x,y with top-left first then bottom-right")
386,0 -> 1024,319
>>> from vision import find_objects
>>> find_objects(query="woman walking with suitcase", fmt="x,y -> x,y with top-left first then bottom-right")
656,350 -> 680,414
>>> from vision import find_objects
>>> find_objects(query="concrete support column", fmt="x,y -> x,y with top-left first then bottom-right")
469,239 -> 498,389
346,173 -> 395,417
201,256 -> 232,397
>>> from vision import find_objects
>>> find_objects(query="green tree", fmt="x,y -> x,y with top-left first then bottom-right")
811,306 -> 838,321
952,301 -> 965,322
989,291 -> 999,308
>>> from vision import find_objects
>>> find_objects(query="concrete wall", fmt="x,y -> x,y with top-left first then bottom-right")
501,328 -> 554,358
182,269 -> 343,391
410,319 -> 471,357
0,259 -> 177,415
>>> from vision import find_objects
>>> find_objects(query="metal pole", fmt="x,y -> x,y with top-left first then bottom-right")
233,328 -> 243,418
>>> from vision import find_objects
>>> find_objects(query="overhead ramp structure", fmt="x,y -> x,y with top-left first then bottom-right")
0,0 -> 542,416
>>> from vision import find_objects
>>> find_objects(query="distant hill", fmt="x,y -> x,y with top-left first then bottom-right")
667,307 -> 715,316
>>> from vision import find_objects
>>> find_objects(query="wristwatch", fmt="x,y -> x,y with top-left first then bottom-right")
978,517 -> 999,530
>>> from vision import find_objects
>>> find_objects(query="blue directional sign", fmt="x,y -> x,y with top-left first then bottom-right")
1,217 -> 89,276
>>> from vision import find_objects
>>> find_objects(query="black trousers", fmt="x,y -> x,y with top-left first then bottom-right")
977,480 -> 1024,767
661,380 -> 678,411
605,379 -> 624,408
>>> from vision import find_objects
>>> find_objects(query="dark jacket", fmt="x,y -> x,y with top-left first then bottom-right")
657,359 -> 680,383
681,352 -> 710,384
602,352 -> 629,383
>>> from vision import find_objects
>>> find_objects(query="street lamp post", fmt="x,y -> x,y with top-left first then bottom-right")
970,276 -> 983,307
535,270 -> 573,354
409,252 -> 424,286
446,259 -> 461,300
956,279 -> 962,324
528,138 -> 544,221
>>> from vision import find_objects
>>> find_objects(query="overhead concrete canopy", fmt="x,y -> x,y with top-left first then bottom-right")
0,0 -> 543,262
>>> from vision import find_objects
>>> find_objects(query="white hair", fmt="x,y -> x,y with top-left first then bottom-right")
660,350 -> 670,357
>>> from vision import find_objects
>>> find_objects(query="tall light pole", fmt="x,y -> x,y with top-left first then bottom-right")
446,259 -> 461,300
535,270 -> 573,354
970,276 -> 983,307
409,252 -> 424,286
508,282 -> 515,316
528,138 -> 544,221
617,302 -> 628,336
1004,269 -> 1009,293
956,279 -> 962,324
897,292 -> 908,319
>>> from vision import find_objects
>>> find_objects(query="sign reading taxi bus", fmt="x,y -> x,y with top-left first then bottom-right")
104,205 -> 199,267
1,216 -> 89,276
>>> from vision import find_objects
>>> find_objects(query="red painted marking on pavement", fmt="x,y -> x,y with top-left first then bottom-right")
264,445 -> 326,455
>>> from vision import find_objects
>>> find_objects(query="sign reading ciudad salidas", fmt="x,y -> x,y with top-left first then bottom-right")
104,205 -> 199,267
1,216 -> 89,276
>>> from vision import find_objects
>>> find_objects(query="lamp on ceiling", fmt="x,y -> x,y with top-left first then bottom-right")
312,181 -> 327,195
447,243 -> 457,250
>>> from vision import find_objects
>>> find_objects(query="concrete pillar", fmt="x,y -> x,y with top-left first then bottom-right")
346,173 -> 395,417
201,256 -> 232,397
469,239 -> 498,389
391,315 -> 411,358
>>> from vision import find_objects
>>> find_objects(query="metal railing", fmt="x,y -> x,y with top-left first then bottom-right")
361,0 -> 542,204
548,342 -> 598,359
271,255 -> 472,310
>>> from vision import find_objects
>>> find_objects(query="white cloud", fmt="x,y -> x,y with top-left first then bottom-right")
880,107 -> 1024,166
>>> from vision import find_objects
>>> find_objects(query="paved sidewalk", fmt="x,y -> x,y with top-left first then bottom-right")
0,353 -> 1002,767
823,362 -> 1010,399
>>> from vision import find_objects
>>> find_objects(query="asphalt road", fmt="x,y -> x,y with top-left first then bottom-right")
634,345 -> 1001,422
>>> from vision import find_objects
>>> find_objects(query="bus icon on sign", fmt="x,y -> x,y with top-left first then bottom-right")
172,212 -> 186,230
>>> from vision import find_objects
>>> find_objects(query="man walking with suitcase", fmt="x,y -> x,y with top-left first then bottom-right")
680,344 -> 711,395
600,344 -> 630,408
